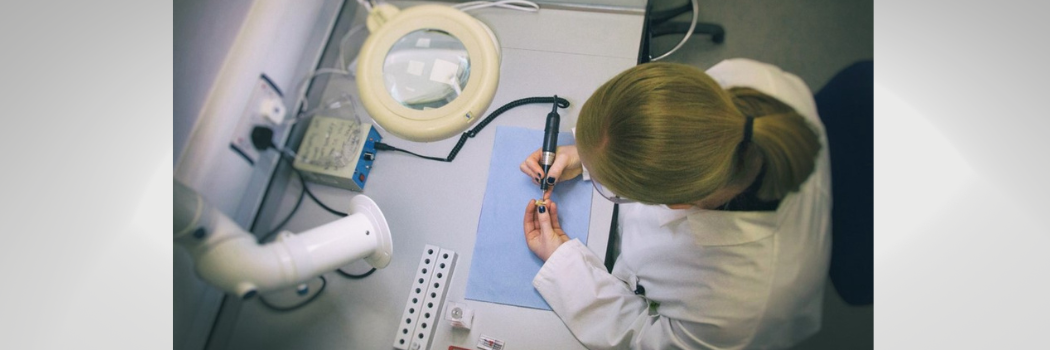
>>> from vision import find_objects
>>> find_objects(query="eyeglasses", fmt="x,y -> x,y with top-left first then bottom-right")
591,177 -> 636,204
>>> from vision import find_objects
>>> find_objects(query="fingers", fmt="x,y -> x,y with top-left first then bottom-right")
520,161 -> 544,185
523,199 -> 538,235
524,146 -> 584,187
535,199 -> 555,238
541,146 -> 583,184
525,199 -> 567,262
545,155 -> 571,184
547,200 -> 562,231
520,149 -> 545,184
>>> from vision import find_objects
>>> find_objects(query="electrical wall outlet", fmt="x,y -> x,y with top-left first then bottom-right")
393,245 -> 457,350
230,75 -> 284,165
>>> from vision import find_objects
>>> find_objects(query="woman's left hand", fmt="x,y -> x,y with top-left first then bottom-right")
523,199 -> 569,262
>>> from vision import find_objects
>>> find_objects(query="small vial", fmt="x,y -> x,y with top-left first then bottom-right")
445,301 -> 474,330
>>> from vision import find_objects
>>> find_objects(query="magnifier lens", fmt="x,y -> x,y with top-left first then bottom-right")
382,29 -> 472,111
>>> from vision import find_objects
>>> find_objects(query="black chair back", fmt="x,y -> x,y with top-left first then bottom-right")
817,61 -> 874,306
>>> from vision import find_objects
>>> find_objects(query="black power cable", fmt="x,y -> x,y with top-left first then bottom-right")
269,151 -> 375,281
258,170 -> 307,243
289,166 -> 349,217
337,267 -> 377,279
258,275 -> 328,312
245,131 -> 381,313
253,126 -> 350,218
375,96 -> 570,162
257,152 -> 351,245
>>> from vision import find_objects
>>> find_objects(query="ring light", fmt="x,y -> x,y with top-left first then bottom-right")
357,4 -> 501,142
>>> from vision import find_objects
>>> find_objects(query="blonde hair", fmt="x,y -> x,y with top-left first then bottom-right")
576,62 -> 820,204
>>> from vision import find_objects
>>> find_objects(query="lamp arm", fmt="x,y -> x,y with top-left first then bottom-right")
174,179 -> 392,298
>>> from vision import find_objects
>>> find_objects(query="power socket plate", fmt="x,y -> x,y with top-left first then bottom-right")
230,75 -> 285,164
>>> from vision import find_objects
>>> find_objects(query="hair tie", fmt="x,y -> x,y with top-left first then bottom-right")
742,117 -> 754,144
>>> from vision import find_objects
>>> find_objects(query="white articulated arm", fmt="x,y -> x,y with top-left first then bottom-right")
174,180 -> 392,298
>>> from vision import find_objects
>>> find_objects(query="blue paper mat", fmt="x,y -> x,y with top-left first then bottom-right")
465,126 -> 592,310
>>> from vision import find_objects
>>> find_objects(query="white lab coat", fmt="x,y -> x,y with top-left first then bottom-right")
533,59 -> 832,350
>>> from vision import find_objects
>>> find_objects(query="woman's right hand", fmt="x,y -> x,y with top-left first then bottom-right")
520,145 -> 582,189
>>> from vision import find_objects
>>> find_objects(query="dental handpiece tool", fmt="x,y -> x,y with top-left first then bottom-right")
540,96 -> 561,193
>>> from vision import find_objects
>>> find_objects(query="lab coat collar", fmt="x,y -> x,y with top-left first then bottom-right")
651,204 -> 778,246
653,205 -> 698,227
686,209 -> 778,246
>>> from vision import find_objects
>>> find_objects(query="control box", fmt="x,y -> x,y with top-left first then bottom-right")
293,116 -> 380,191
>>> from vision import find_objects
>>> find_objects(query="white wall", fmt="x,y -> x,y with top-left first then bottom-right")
174,2 -> 253,349
173,1 -> 343,349
174,0 -> 253,169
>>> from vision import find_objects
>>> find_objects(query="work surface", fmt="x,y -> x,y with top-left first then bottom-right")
215,3 -> 643,349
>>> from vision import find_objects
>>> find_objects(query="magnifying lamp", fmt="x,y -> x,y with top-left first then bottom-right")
173,179 -> 393,298
357,4 -> 501,142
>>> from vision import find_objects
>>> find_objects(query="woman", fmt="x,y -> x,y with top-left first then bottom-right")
521,59 -> 831,349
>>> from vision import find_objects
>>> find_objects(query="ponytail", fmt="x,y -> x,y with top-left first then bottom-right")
576,63 -> 819,205
729,87 -> 821,201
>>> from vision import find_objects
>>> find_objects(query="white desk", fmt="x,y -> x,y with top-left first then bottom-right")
215,3 -> 643,349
